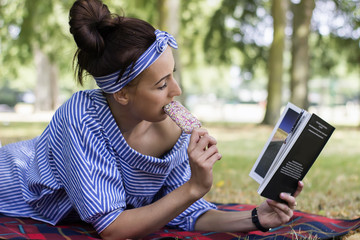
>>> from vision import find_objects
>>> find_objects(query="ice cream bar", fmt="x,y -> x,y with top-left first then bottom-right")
163,100 -> 201,134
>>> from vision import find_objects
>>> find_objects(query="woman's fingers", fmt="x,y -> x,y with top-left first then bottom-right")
266,199 -> 293,223
280,193 -> 298,209
188,128 -> 209,151
202,145 -> 222,165
196,133 -> 215,151
191,140 -> 221,169
279,181 -> 304,210
188,129 -> 203,149
293,181 -> 304,198
188,129 -> 219,158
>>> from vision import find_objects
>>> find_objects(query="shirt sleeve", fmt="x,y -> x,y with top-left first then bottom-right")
157,144 -> 217,231
51,113 -> 126,233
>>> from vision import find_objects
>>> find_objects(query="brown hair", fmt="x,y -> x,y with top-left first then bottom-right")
69,0 -> 156,85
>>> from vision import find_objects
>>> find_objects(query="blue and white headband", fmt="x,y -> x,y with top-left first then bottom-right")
94,29 -> 178,93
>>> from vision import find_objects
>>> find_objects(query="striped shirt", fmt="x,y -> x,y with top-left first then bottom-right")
0,89 -> 216,233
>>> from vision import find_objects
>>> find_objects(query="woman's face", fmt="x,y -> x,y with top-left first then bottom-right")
125,47 -> 182,122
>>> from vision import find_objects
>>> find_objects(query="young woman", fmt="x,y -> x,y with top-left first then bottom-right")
0,0 -> 303,239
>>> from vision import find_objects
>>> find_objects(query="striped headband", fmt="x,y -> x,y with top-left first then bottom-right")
94,29 -> 178,93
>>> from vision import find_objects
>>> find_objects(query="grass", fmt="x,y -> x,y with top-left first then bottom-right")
1,120 -> 359,239
0,122 -> 49,145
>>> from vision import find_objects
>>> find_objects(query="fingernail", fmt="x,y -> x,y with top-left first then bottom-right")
281,192 -> 291,198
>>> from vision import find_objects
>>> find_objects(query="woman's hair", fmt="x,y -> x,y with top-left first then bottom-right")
69,0 -> 156,85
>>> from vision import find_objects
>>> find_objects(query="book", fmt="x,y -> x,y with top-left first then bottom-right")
249,102 -> 335,202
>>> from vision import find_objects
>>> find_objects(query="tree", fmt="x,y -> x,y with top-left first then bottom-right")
157,0 -> 185,104
262,0 -> 288,125
204,0 -> 270,77
167,0 -> 186,104
204,0 -> 359,124
310,0 -> 359,125
34,47 -> 58,111
204,0 -> 290,124
290,0 -> 315,110
1,0 -> 72,111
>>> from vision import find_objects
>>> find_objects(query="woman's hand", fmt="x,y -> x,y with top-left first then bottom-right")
257,181 -> 304,229
187,128 -> 222,198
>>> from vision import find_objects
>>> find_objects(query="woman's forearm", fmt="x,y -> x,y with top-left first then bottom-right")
100,181 -> 201,240
194,209 -> 257,232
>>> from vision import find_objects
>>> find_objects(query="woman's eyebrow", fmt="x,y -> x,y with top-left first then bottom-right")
154,74 -> 171,86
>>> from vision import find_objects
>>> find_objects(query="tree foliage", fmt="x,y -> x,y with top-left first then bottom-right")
0,0 -> 359,123
311,0 -> 359,74
1,0 -> 72,79
204,0 -> 271,75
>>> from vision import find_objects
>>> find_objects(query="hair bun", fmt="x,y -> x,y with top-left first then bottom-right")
69,0 -> 117,56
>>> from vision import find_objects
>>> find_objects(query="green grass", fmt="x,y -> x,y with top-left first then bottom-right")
0,122 -> 48,145
1,121 -> 359,221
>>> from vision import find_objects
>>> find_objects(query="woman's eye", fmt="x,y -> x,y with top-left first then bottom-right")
158,82 -> 167,90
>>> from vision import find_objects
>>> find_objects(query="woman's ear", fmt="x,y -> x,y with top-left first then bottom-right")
113,89 -> 129,105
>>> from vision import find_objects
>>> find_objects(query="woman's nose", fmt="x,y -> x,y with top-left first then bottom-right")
170,77 -> 182,97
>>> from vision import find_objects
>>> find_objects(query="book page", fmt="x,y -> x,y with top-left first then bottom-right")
249,103 -> 302,184
266,110 -> 307,176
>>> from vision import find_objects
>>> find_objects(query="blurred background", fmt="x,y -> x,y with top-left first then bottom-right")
0,0 -> 359,126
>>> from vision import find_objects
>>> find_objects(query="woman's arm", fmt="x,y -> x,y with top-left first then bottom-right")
195,209 -> 255,232
102,180 -> 303,239
100,181 -> 201,240
100,129 -> 221,240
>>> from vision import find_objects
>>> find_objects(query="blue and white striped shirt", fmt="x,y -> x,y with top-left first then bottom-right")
0,89 -> 216,233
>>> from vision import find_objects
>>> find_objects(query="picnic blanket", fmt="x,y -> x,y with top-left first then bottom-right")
0,203 -> 359,240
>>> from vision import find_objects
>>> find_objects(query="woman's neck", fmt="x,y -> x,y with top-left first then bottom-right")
105,93 -> 143,135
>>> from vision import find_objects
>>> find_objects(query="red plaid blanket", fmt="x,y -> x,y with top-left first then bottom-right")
0,204 -> 359,240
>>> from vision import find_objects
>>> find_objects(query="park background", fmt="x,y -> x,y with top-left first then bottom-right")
0,0 -> 359,239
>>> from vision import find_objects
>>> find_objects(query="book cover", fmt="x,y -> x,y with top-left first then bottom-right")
258,113 -> 335,202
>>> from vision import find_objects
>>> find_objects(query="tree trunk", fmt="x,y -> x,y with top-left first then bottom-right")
157,0 -> 167,31
34,47 -> 58,111
158,0 -> 184,105
290,0 -> 315,110
166,0 -> 185,105
262,0 -> 288,125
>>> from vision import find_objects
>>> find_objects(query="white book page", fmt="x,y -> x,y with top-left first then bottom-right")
264,110 -> 308,179
249,102 -> 302,184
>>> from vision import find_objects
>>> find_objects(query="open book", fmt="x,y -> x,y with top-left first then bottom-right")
249,102 -> 335,202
